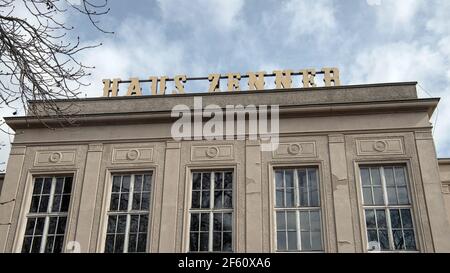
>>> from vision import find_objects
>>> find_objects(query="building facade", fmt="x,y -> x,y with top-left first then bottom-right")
0,82 -> 450,253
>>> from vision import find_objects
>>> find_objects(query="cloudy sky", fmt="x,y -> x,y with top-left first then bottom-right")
1,0 -> 450,169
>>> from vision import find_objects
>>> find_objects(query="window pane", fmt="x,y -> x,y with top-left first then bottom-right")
373,187 -> 384,205
31,236 -> 42,253
360,168 -> 370,186
201,191 -> 210,208
214,172 -> 223,189
213,213 -> 222,231
287,231 -> 297,251
393,230 -> 404,250
276,189 -> 284,208
301,231 -> 311,250
286,211 -> 296,230
224,172 -> 233,189
367,230 -> 378,247
121,176 -> 131,192
223,232 -> 232,252
25,218 -> 36,236
378,230 -> 389,250
299,211 -> 310,231
276,211 -> 285,230
35,217 -> 45,235
275,171 -> 284,188
117,215 -> 127,233
143,174 -> 152,192
390,209 -> 401,229
286,188 -> 295,208
384,167 -> 395,186
213,232 -> 221,251
110,193 -> 119,211
189,233 -> 198,252
38,195 -> 49,213
311,231 -> 322,251
362,187 -> 373,205
105,235 -> 115,253
132,193 -> 141,210
139,215 -> 148,233
114,234 -> 124,253
387,186 -> 397,205
397,186 -> 409,205
107,215 -> 117,233
55,178 -> 64,194
57,217 -> 67,234
192,173 -> 201,190
60,195 -> 70,212
285,170 -> 294,188
394,167 -> 406,185
370,168 -> 381,185
141,193 -> 150,210
277,231 -> 286,250
214,191 -> 223,209
202,173 -> 211,190
310,211 -> 321,231
375,210 -> 386,229
48,217 -> 58,235
200,213 -> 209,232
404,230 -> 416,250
63,177 -> 73,194
52,194 -> 62,212
53,236 -> 64,253
43,178 -> 52,194
199,233 -> 209,251
30,196 -> 40,213
128,234 -> 137,253
224,190 -> 233,208
33,178 -> 43,194
130,215 -> 139,233
298,170 -> 307,206
308,169 -> 319,206
365,209 -> 376,229
191,191 -> 200,208
223,213 -> 232,231
137,234 -> 147,252
22,237 -> 32,253
401,209 -> 413,228
112,176 -> 121,192
119,193 -> 129,211
134,175 -> 142,192
190,214 -> 199,231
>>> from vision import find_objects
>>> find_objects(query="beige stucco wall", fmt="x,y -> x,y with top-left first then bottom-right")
438,159 -> 450,234
1,82 -> 449,253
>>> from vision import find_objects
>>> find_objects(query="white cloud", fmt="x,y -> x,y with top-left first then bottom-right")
156,0 -> 244,31
349,42 -> 446,85
426,0 -> 450,35
80,17 -> 186,96
374,0 -> 424,34
280,0 -> 336,40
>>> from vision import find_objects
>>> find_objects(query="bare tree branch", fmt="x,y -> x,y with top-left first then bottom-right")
0,0 -> 111,126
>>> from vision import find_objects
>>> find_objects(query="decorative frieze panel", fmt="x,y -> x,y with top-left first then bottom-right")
34,150 -> 76,166
112,147 -> 154,164
273,142 -> 316,158
356,138 -> 404,156
442,182 -> 450,194
191,145 -> 234,161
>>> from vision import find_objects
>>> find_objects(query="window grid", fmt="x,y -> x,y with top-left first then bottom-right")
22,176 -> 73,253
274,168 -> 323,252
189,171 -> 233,252
360,165 -> 417,252
105,173 -> 152,253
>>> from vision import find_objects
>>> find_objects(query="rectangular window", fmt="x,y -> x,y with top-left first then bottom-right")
104,173 -> 153,253
274,168 -> 322,252
189,171 -> 233,252
360,165 -> 417,251
22,176 -> 73,253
